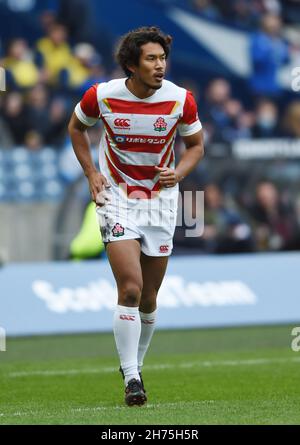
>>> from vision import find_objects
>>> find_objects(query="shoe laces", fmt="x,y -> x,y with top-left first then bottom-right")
127,379 -> 142,393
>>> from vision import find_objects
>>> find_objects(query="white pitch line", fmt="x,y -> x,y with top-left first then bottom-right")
5,356 -> 300,378
71,400 -> 215,413
0,401 -> 216,419
8,367 -> 115,377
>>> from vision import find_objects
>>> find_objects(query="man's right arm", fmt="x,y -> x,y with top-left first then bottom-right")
68,112 -> 109,203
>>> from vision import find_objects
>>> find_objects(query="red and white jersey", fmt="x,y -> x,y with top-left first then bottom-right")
75,78 -> 202,203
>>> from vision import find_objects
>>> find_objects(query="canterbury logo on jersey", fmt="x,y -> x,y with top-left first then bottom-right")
159,245 -> 169,253
114,118 -> 130,128
119,315 -> 135,321
115,136 -> 166,144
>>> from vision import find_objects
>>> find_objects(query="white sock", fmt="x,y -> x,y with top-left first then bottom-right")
138,309 -> 157,373
113,305 -> 141,386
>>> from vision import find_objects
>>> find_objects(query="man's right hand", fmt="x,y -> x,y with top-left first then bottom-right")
86,170 -> 110,204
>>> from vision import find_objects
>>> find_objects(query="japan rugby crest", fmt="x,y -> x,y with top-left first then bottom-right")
154,117 -> 167,132
112,223 -> 125,237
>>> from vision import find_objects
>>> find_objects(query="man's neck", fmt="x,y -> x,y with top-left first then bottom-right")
126,77 -> 156,99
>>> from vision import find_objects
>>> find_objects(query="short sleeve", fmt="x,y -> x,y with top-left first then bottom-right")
178,90 -> 202,137
74,84 -> 100,127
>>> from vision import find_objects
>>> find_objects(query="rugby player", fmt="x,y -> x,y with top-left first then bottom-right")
68,26 -> 204,406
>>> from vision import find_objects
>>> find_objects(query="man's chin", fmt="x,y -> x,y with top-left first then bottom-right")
142,78 -> 163,91
151,81 -> 163,90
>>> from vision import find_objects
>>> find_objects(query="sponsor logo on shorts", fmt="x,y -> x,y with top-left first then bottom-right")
112,223 -> 125,237
154,117 -> 167,132
114,118 -> 130,128
120,315 -> 135,321
159,244 -> 169,253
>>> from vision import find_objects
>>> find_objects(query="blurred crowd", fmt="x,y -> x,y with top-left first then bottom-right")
194,77 -> 300,146
0,21 -> 112,149
189,0 -> 300,27
184,9 -> 300,144
1,7 -> 300,148
175,179 -> 300,254
1,2 -> 300,255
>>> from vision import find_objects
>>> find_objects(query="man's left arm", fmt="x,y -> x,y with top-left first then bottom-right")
155,129 -> 204,188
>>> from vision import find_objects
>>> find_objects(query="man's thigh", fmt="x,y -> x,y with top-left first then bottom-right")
140,252 -> 169,296
106,239 -> 143,290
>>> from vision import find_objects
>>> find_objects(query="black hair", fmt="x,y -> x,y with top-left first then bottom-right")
115,26 -> 172,77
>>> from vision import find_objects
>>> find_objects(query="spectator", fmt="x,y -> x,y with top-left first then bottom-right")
202,183 -> 253,253
77,55 -> 108,95
0,117 -> 13,148
60,43 -> 106,95
24,130 -> 44,151
26,85 -> 50,140
222,99 -> 252,141
282,101 -> 300,138
36,23 -> 73,86
202,79 -> 252,143
44,97 -> 69,147
249,13 -> 290,97
202,78 -> 232,143
1,39 -> 40,90
248,181 -> 298,250
1,92 -> 29,145
174,182 -> 253,253
238,110 -> 255,139
252,98 -> 281,138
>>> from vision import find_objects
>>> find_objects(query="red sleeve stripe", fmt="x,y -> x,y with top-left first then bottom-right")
80,84 -> 100,118
181,90 -> 198,125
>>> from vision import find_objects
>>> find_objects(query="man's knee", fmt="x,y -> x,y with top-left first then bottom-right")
139,291 -> 157,312
119,281 -> 143,306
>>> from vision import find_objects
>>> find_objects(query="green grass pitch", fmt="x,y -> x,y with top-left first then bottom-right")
0,324 -> 299,425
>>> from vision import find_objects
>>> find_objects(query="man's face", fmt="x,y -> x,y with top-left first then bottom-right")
130,42 -> 167,90
263,15 -> 281,36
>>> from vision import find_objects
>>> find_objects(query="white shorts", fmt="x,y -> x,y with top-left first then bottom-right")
96,199 -> 177,257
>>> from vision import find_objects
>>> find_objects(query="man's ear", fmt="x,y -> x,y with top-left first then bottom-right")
127,65 -> 135,76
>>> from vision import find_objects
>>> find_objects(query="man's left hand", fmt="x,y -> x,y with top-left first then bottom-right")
154,166 -> 181,188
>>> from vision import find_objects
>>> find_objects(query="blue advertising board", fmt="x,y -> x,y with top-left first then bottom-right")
0,253 -> 299,336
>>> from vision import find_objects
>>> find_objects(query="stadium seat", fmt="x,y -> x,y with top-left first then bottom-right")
16,180 -> 38,201
40,179 -> 64,200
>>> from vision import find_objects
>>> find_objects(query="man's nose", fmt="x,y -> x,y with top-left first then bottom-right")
155,59 -> 164,69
